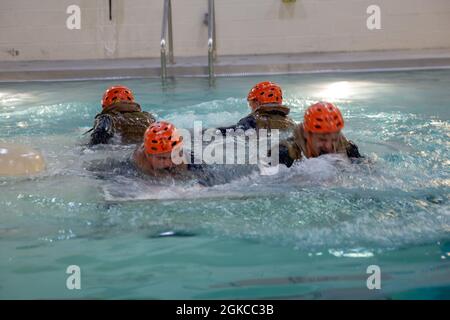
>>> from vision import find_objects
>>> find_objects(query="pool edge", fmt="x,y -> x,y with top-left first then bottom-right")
2,49 -> 450,82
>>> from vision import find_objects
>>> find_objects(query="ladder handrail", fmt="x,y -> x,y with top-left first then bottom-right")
161,0 -> 174,81
208,0 -> 216,84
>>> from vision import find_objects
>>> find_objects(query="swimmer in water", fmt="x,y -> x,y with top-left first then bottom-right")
86,85 -> 156,146
87,120 -> 257,187
275,101 -> 362,167
217,81 -> 296,135
132,121 -> 247,186
132,121 -> 256,186
133,121 -> 186,176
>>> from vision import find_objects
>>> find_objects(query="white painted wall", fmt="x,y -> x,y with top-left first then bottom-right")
1,0 -> 450,61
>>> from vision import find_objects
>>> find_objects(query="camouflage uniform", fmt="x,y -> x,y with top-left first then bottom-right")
217,104 -> 296,134
88,102 -> 156,145
277,124 -> 362,167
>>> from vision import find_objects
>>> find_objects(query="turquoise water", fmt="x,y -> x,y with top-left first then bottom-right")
0,70 -> 449,299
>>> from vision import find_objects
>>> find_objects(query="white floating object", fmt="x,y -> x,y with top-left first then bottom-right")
0,143 -> 45,176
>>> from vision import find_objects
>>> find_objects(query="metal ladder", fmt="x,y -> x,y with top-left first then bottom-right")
160,0 -> 216,84
160,0 -> 174,81
207,0 -> 217,85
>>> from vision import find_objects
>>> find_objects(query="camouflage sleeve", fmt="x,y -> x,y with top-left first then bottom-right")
142,111 -> 156,123
278,143 -> 295,168
269,137 -> 301,168
216,115 -> 257,135
89,114 -> 114,146
346,140 -> 363,158
216,124 -> 237,136
337,134 -> 363,159
236,115 -> 257,131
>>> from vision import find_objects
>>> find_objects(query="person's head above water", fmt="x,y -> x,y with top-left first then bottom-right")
247,81 -> 283,111
302,101 -> 345,157
141,121 -> 184,170
101,85 -> 135,108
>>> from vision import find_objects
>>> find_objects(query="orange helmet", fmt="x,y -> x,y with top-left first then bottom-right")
247,81 -> 283,106
303,102 -> 344,133
101,85 -> 135,108
144,121 -> 183,155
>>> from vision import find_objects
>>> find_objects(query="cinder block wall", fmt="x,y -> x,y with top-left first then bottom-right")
1,0 -> 450,61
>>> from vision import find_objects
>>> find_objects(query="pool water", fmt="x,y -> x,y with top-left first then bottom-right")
0,70 -> 449,299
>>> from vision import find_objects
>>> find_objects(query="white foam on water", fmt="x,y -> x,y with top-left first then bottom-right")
99,154 -> 350,202
163,97 -> 247,128
328,249 -> 375,258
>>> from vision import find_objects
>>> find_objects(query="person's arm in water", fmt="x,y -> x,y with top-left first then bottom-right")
141,111 -> 157,123
277,143 -> 295,168
268,137 -> 300,168
339,134 -> 363,159
215,124 -> 237,135
88,114 -> 114,146
346,140 -> 362,159
275,140 -> 362,167
216,115 -> 257,135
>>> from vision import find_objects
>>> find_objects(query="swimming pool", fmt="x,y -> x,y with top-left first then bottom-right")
0,70 -> 449,299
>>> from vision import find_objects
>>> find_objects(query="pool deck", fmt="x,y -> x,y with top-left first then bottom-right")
1,48 -> 450,82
